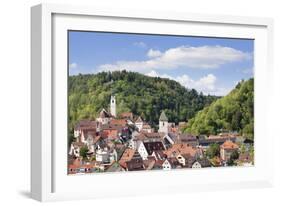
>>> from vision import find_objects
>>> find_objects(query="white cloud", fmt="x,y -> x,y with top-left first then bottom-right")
242,68 -> 253,74
146,70 -> 159,77
98,45 -> 251,73
69,62 -> 78,69
145,70 -> 231,96
147,49 -> 162,58
133,41 -> 147,48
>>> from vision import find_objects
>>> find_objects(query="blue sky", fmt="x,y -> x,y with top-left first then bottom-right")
69,31 -> 254,96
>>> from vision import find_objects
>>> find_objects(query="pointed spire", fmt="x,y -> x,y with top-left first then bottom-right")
159,111 -> 168,121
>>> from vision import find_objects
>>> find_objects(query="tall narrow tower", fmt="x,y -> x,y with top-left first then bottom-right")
158,111 -> 168,134
110,95 -> 116,117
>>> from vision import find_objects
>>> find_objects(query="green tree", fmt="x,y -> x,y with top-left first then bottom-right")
79,146 -> 89,159
68,71 -> 218,130
227,150 -> 239,166
231,150 -> 239,160
185,78 -> 254,139
249,145 -> 254,163
206,143 -> 220,158
68,128 -> 75,148
240,143 -> 246,154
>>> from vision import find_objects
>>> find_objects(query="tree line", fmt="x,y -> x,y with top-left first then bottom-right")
183,78 -> 254,140
68,70 -> 218,129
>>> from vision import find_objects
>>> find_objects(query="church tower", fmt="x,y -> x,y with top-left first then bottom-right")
158,111 -> 168,134
110,95 -> 116,117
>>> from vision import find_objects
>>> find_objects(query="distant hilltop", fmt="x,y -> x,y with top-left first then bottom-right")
68,70 -> 218,129
184,78 -> 254,140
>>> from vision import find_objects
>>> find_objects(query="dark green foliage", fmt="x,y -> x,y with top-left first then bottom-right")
206,143 -> 220,158
227,150 -> 239,166
184,78 -> 254,140
79,146 -> 89,159
230,150 -> 239,160
68,70 -> 218,129
68,128 -> 75,148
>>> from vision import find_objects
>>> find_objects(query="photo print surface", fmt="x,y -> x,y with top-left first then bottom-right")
67,31 -> 254,174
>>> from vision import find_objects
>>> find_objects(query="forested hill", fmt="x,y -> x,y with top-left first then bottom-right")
184,78 -> 254,140
68,70 -> 218,129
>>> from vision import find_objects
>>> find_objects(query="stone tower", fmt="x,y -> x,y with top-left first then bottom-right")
158,111 -> 168,134
110,95 -> 116,117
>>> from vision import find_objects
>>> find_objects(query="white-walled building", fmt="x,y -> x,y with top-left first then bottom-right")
73,120 -> 97,138
79,128 -> 96,144
135,116 -> 144,131
141,124 -> 153,133
138,142 -> 149,160
138,141 -> 165,160
162,159 -> 172,170
96,108 -> 111,125
95,146 -> 117,164
191,161 -> 202,168
220,140 -> 239,161
69,142 -> 85,157
162,158 -> 180,170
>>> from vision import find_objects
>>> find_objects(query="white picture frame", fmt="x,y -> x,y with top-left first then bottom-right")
31,3 -> 274,202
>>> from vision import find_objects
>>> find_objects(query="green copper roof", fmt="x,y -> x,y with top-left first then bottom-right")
159,111 -> 168,121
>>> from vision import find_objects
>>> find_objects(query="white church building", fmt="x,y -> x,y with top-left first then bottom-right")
96,95 -> 117,124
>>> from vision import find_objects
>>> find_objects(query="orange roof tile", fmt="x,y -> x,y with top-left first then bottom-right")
119,112 -> 133,119
164,143 -> 197,157
110,119 -> 127,126
119,148 -> 135,168
68,164 -> 79,169
221,140 -> 239,149
101,129 -> 119,139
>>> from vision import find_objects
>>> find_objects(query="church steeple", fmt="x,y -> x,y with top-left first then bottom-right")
110,95 -> 116,117
158,111 -> 168,134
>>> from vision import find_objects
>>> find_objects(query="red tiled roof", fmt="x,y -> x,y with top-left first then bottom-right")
119,148 -> 136,168
101,129 -> 119,139
238,152 -> 253,162
68,164 -> 79,169
80,164 -> 94,169
81,128 -> 96,137
178,134 -> 197,141
164,143 -> 197,157
166,157 -> 180,166
75,120 -> 96,130
143,141 -> 165,155
221,140 -> 239,150
126,158 -> 144,171
110,119 -> 127,127
119,112 -> 133,119
93,135 -> 101,144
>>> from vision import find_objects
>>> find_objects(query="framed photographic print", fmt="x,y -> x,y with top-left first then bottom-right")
31,3 -> 274,201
